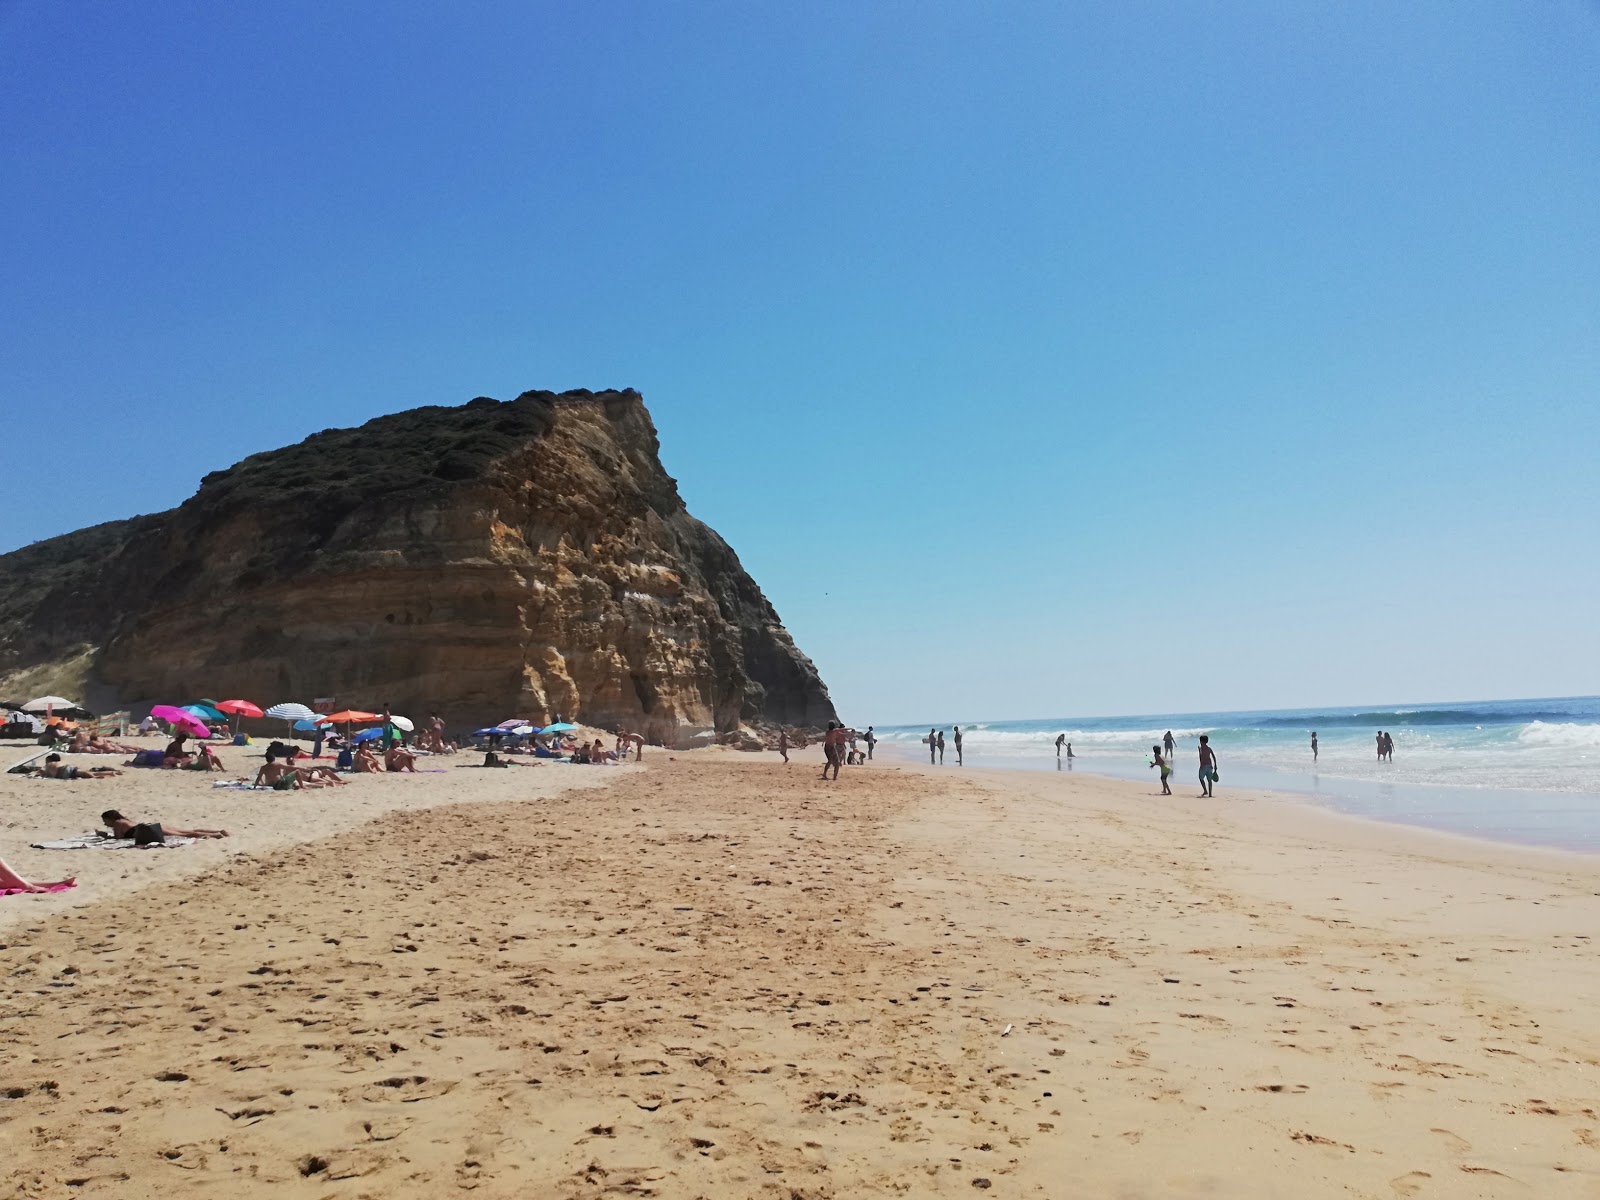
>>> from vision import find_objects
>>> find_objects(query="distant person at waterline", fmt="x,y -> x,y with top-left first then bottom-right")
953,725 -> 963,766
1311,731 -> 1318,762
929,728 -> 938,764
865,726 -> 876,760
1055,733 -> 1066,758
1151,744 -> 1172,794
1198,734 -> 1218,797
936,729 -> 945,764
1163,730 -> 1175,759
1065,742 -> 1074,759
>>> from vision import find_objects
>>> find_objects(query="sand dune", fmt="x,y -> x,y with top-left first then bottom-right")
2,750 -> 1596,1197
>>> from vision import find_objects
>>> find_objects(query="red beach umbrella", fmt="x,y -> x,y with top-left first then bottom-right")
216,699 -> 264,736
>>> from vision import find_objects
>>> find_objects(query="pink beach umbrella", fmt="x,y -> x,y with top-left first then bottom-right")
149,705 -> 213,740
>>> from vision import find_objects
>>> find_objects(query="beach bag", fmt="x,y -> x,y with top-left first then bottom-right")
131,822 -> 165,846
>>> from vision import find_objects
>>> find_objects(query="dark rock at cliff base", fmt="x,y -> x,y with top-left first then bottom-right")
0,389 -> 837,741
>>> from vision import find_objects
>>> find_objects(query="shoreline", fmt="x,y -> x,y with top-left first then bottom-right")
873,738 -> 1600,855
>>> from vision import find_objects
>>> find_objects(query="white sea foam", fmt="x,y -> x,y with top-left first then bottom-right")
1517,721 -> 1600,748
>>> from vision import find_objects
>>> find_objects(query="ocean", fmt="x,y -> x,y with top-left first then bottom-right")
875,696 -> 1600,852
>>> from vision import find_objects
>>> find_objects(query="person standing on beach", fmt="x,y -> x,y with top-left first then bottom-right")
953,725 -> 963,766
1311,731 -> 1318,762
865,726 -> 876,760
1151,744 -> 1172,794
778,729 -> 789,763
1055,733 -> 1066,759
381,703 -> 393,752
311,724 -> 325,760
1383,731 -> 1394,761
935,730 -> 945,764
929,728 -> 938,764
1163,730 -> 1175,760
1198,734 -> 1218,797
1376,731 -> 1385,761
820,722 -> 842,781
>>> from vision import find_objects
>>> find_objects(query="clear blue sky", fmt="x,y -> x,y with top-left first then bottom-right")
2,2 -> 1597,724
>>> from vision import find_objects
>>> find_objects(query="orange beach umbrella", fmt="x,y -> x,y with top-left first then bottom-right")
319,710 -> 379,725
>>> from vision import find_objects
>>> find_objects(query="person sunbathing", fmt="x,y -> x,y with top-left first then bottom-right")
254,755 -> 344,790
384,744 -> 417,773
352,745 -> 382,773
40,754 -> 122,780
101,810 -> 229,839
188,744 -> 227,772
0,855 -> 74,893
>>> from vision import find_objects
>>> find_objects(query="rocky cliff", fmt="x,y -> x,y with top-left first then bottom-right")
0,389 -> 837,741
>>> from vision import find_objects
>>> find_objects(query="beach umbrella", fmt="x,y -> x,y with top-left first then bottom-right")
389,715 -> 415,732
22,696 -> 76,713
352,728 -> 385,743
321,710 -> 380,724
216,699 -> 263,736
264,702 -> 317,723
184,703 -> 227,721
542,721 -> 578,733
150,705 -> 212,740
292,719 -> 324,732
472,727 -> 500,737
496,719 -> 525,729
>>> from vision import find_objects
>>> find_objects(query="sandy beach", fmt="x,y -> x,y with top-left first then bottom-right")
3,747 -> 1597,1198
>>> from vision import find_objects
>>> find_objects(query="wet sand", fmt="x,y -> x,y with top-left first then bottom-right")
2,748 -> 1597,1197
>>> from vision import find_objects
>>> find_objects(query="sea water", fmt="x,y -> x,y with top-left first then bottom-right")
876,696 -> 1600,852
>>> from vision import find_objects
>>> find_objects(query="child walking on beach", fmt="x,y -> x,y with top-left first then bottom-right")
1198,735 -> 1218,797
1151,745 -> 1172,794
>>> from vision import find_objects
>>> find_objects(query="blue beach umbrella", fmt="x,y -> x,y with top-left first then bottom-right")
352,728 -> 385,743
185,703 -> 226,721
541,722 -> 578,733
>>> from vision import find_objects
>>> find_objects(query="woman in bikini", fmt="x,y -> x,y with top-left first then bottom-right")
101,810 -> 229,839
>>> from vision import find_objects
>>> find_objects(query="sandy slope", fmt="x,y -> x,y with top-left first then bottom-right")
1,751 -> 1597,1198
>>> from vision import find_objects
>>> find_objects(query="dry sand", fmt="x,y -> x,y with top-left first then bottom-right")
2,745 -> 1597,1198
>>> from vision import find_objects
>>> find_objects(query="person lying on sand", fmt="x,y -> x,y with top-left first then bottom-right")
0,855 -> 74,893
384,744 -> 417,773
67,731 -> 139,754
101,809 -> 229,839
39,754 -> 123,780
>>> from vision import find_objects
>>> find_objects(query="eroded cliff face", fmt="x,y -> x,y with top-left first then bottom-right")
0,390 -> 836,741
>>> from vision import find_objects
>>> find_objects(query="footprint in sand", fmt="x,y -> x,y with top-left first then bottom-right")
1389,1170 -> 1431,1196
1428,1128 -> 1471,1153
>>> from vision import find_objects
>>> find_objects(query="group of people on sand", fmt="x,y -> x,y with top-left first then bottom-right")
924,726 -> 960,766
812,722 -> 874,780
1146,729 -> 1217,798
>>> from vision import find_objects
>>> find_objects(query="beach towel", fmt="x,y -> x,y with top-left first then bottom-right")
2,881 -> 76,896
211,779 -> 270,790
30,833 -> 197,851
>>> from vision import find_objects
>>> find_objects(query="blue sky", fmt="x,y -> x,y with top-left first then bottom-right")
2,2 -> 1597,723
